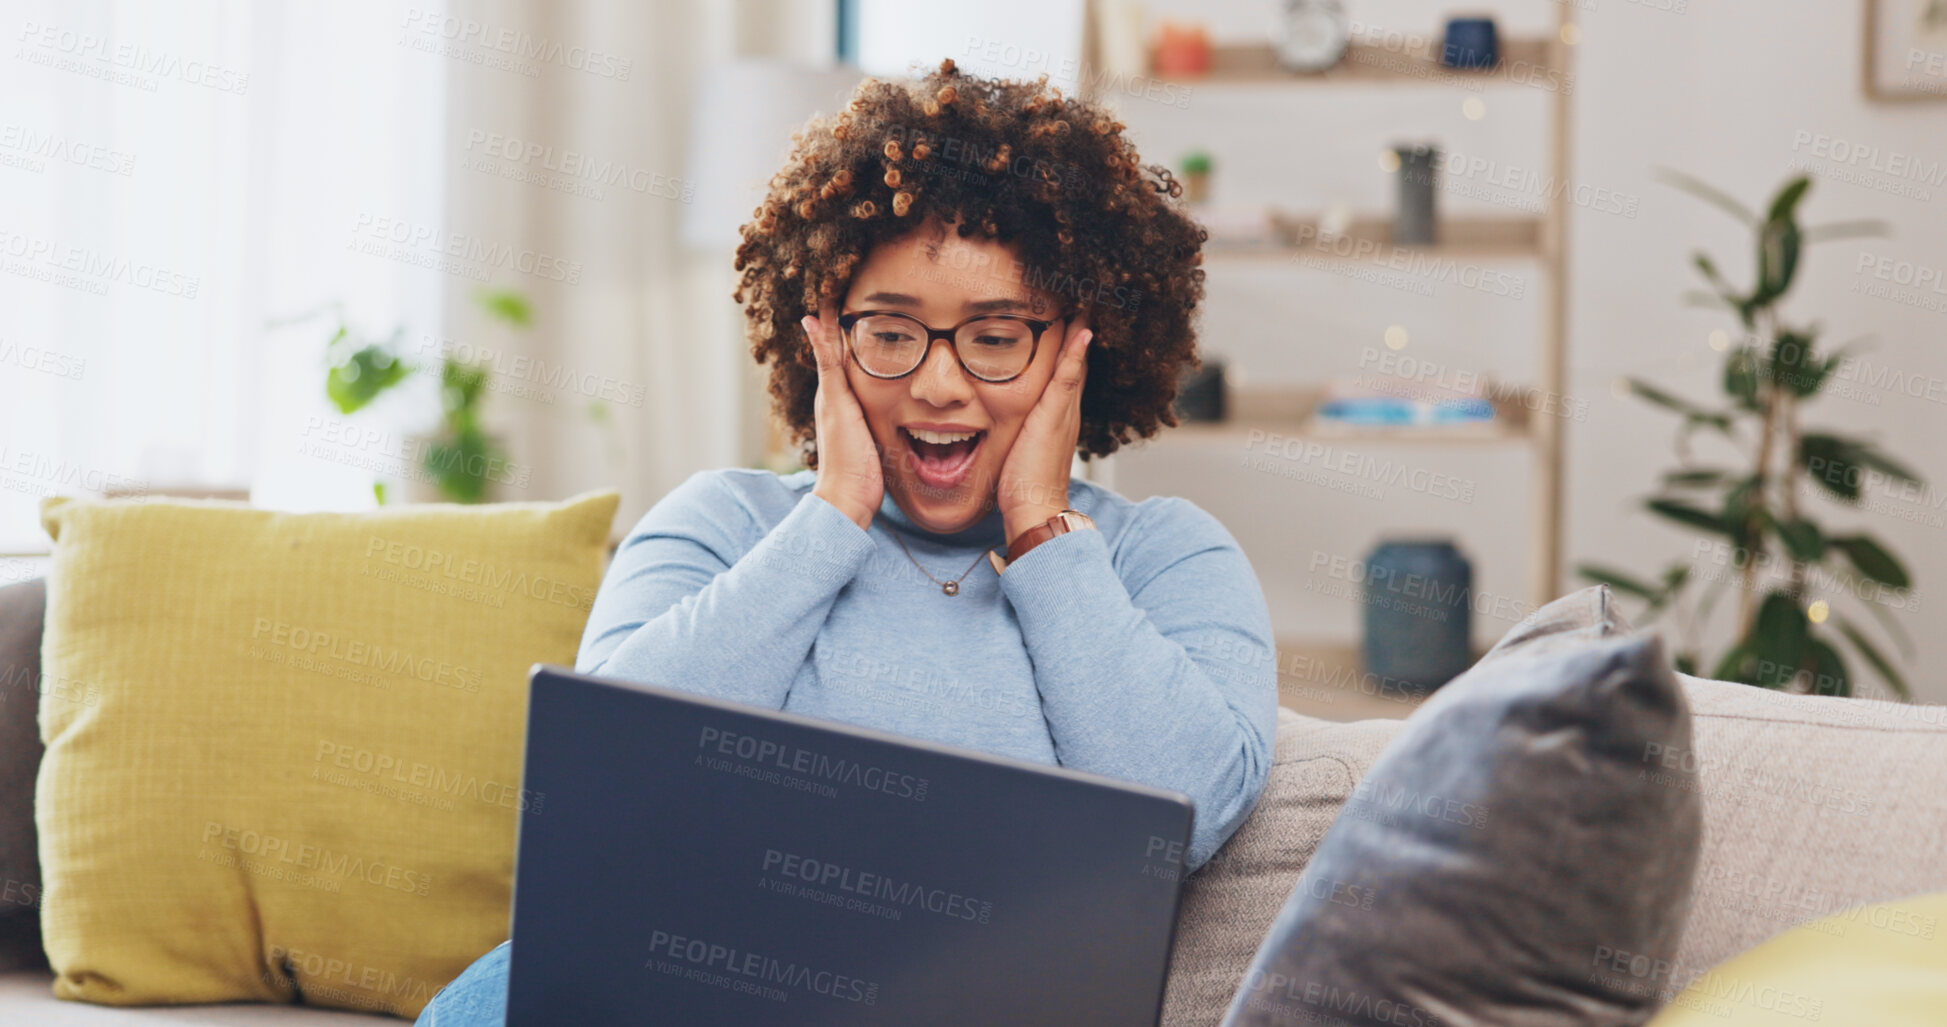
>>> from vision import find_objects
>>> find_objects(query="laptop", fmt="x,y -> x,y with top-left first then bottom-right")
504,664 -> 1197,1026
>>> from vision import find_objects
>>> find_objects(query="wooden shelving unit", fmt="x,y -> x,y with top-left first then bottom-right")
1154,383 -> 1533,446
1081,5 -> 1576,612
1272,638 -> 1428,722
1204,213 -> 1543,264
1159,37 -> 1561,88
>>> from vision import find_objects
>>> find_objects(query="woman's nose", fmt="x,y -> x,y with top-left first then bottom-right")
909,338 -> 975,404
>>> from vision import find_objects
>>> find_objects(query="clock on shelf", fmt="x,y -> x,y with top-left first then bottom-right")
1276,0 -> 1351,73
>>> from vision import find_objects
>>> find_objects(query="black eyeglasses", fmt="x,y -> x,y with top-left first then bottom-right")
837,310 -> 1055,383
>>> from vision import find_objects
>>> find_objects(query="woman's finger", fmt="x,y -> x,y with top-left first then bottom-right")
1051,328 -> 1091,400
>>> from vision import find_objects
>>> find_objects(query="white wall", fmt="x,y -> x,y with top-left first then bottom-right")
1091,1 -> 1946,701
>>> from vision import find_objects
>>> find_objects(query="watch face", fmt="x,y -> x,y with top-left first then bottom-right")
1278,3 -> 1350,72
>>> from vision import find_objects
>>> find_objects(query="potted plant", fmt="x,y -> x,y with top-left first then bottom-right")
1580,172 -> 1916,699
316,291 -> 528,504
1180,150 -> 1213,204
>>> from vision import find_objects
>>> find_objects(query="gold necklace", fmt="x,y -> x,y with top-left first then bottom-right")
887,530 -> 994,596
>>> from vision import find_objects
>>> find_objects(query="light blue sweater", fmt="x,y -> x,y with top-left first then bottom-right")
576,468 -> 1278,871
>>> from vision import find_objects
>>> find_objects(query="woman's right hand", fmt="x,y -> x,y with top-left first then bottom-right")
804,303 -> 883,532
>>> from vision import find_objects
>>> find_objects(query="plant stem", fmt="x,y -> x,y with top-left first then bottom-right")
1739,314 -> 1777,637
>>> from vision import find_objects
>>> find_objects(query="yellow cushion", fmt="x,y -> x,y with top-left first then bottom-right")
36,491 -> 618,1018
1649,890 -> 1947,1026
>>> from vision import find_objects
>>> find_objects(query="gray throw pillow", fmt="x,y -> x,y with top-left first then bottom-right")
1221,585 -> 1701,1027
0,578 -> 47,971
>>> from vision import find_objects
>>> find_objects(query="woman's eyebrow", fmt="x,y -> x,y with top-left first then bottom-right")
965,297 -> 1030,313
860,291 -> 921,307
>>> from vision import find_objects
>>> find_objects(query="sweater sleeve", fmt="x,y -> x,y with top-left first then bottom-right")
576,471 -> 876,709
997,498 -> 1278,873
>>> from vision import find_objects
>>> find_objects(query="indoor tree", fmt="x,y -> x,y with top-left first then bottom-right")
1580,172 -> 1917,699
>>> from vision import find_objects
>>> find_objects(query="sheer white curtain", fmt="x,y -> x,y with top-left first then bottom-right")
2,0 -> 883,551
0,0 -> 446,550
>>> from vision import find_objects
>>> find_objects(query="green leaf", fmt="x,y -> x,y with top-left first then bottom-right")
477,289 -> 532,327
1578,564 -> 1661,600
1833,617 -> 1910,700
1803,219 -> 1889,243
1693,252 -> 1731,290
1849,443 -> 1922,486
1749,592 -> 1809,688
1683,290 -> 1736,310
1712,639 -> 1756,684
1628,378 -> 1705,416
423,424 -> 501,504
326,344 -> 411,414
1673,652 -> 1699,676
1646,498 -> 1731,535
1655,167 -> 1760,227
1753,220 -> 1802,306
1662,468 -> 1732,488
1794,434 -> 1917,499
1764,175 -> 1812,227
1799,434 -> 1862,501
1773,517 -> 1825,563
1860,597 -> 1916,661
1723,346 -> 1763,410
372,481 -> 388,506
1829,535 -> 1911,589
440,359 -> 490,419
1627,379 -> 1736,436
1805,636 -> 1849,697
1768,329 -> 1831,397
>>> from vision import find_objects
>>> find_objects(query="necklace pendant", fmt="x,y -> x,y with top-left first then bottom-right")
942,581 -> 959,596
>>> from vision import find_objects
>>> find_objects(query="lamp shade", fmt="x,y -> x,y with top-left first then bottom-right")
682,60 -> 870,251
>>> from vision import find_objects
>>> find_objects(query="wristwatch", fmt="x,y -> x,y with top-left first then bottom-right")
988,509 -> 1097,575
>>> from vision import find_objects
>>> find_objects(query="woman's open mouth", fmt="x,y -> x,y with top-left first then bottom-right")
901,426 -> 985,491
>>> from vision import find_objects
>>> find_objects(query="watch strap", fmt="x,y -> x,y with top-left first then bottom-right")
993,509 -> 1095,574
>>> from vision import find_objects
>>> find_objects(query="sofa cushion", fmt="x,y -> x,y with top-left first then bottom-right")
0,579 -> 48,973
34,491 -> 618,1019
1161,586 -> 1947,1026
1646,888 -> 1947,1026
0,968 -> 383,1024
1221,596 -> 1701,1026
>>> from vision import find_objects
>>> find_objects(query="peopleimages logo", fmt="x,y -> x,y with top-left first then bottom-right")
199,822 -> 433,897
696,725 -> 929,802
646,928 -> 879,1004
760,848 -> 994,923
398,8 -> 632,80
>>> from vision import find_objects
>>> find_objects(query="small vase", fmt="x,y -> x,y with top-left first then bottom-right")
1392,144 -> 1440,245
1360,538 -> 1473,692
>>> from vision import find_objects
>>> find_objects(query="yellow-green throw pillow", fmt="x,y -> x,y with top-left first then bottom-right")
1648,889 -> 1947,1026
36,491 -> 618,1018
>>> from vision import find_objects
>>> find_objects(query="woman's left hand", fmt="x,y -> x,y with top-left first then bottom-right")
996,311 -> 1092,546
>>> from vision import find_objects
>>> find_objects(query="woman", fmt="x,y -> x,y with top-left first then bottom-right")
416,58 -> 1276,1025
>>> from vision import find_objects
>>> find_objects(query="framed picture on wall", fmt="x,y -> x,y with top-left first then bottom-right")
1864,0 -> 1947,100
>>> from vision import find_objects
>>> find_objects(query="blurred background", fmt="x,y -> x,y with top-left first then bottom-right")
4,0 -> 1945,706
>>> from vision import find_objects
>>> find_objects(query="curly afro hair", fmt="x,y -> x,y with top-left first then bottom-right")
732,58 -> 1208,470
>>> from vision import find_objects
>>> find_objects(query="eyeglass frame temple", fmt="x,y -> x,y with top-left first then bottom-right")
835,310 -> 1055,383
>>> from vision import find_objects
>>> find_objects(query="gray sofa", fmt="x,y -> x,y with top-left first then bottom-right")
3,577 -> 1944,1025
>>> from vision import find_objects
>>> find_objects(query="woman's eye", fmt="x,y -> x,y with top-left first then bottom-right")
872,332 -> 915,345
973,335 -> 1017,348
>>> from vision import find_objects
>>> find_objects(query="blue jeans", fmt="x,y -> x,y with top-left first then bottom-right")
416,941 -> 510,1026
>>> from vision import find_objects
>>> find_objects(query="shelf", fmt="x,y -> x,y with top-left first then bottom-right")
1158,384 -> 1533,446
1272,638 -> 1426,722
1204,213 -> 1543,266
1153,37 -> 1559,89
1088,0 -> 1576,608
